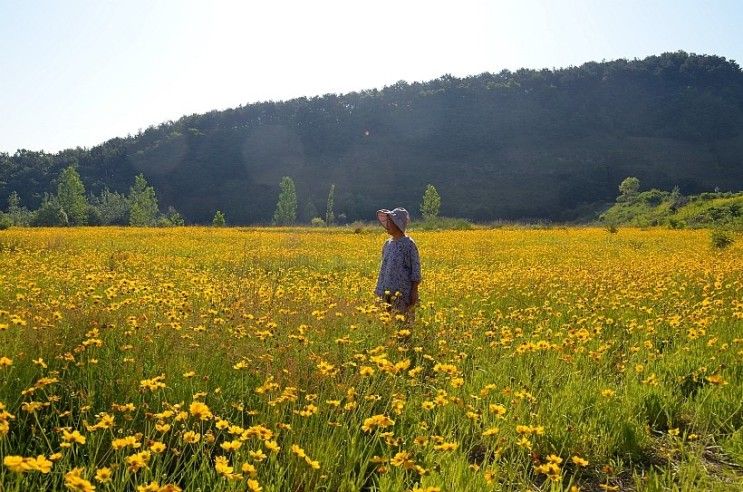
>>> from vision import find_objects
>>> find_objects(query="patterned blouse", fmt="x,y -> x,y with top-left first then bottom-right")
374,235 -> 422,307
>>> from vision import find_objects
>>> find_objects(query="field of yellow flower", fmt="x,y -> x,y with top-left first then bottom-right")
1,227 -> 742,491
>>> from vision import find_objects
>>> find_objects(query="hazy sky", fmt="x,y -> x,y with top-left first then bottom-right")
1,0 -> 741,153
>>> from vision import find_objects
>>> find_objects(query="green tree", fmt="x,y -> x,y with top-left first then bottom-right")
212,210 -> 226,227
0,212 -> 11,230
303,200 -> 319,224
159,206 -> 185,226
128,174 -> 159,226
32,194 -> 69,226
618,177 -> 641,199
93,188 -> 130,225
272,176 -> 297,225
7,191 -> 32,226
56,166 -> 88,225
420,184 -> 441,220
325,184 -> 335,226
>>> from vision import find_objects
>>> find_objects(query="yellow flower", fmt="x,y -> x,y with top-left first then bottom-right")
112,435 -> 141,450
95,467 -> 113,483
64,468 -> 96,492
489,403 -> 507,417
189,401 -> 213,420
572,455 -> 589,467
249,449 -> 267,461
126,450 -> 151,473
482,427 -> 499,437
242,462 -> 257,477
247,478 -> 263,491
433,442 -> 458,452
150,441 -> 167,453
361,414 -> 395,432
183,431 -> 201,444
220,440 -> 242,452
4,455 -> 29,473
62,429 -> 87,445
264,440 -> 281,453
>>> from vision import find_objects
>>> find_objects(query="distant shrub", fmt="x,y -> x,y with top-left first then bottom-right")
668,218 -> 686,229
639,189 -> 667,207
605,222 -> 619,234
32,197 -> 69,226
710,229 -> 734,249
212,210 -> 226,227
310,217 -> 326,227
0,213 -> 12,230
348,220 -> 368,233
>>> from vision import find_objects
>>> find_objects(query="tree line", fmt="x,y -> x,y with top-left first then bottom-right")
0,166 -> 182,228
2,51 -> 742,224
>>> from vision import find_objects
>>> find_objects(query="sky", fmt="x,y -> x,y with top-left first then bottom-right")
1,0 -> 741,153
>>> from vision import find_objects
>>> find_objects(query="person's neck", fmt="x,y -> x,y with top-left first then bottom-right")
390,231 -> 405,240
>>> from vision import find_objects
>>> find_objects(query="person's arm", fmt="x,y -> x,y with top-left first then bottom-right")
408,241 -> 422,306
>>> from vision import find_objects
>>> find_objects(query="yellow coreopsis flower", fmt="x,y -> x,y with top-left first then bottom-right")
95,467 -> 113,483
189,401 -> 213,420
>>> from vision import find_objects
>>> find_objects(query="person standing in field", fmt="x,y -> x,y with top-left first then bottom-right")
374,207 -> 421,321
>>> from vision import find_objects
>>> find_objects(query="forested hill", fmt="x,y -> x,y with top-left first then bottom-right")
2,51 -> 743,224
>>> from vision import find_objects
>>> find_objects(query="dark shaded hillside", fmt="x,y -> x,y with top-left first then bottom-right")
2,51 -> 743,223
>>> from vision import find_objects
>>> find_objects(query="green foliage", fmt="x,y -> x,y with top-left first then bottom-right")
420,184 -> 441,220
325,184 -> 335,226
212,210 -> 226,227
56,166 -> 88,225
128,174 -> 159,226
310,217 -> 326,227
92,188 -> 130,225
602,184 -> 743,229
272,176 -> 297,226
618,176 -> 641,199
159,206 -> 185,227
303,200 -> 319,224
710,229 -> 735,249
31,194 -> 69,226
6,191 -> 32,226
86,204 -> 103,226
0,212 -> 12,230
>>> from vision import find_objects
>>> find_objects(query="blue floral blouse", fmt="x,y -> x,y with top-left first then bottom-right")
374,235 -> 422,307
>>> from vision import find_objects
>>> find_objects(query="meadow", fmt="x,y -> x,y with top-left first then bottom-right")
0,227 -> 741,491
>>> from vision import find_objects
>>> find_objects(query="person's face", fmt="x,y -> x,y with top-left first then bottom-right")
378,212 -> 402,235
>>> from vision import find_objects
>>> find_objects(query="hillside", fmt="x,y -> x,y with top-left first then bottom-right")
2,51 -> 743,224
601,189 -> 743,228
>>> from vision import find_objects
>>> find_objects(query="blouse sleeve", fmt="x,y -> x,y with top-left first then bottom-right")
409,240 -> 421,282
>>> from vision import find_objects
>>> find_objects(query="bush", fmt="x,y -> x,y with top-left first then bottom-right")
86,205 -> 103,226
212,210 -> 226,227
710,229 -> 734,249
32,198 -> 69,226
667,218 -> 686,229
605,222 -> 619,234
0,213 -> 12,230
640,189 -> 668,207
310,217 -> 326,227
